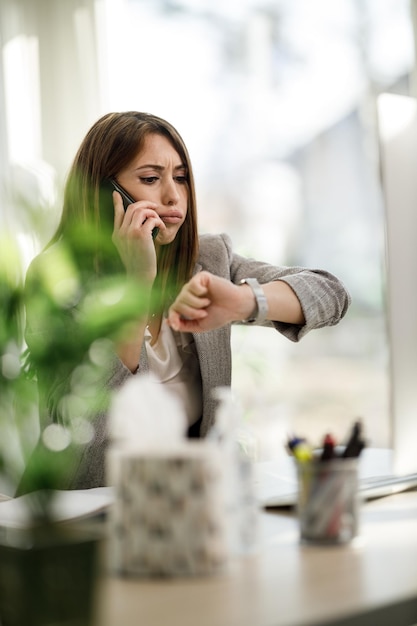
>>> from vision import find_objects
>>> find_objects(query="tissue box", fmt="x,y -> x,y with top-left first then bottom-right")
107,443 -> 230,576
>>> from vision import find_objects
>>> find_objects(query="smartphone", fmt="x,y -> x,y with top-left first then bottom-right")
109,178 -> 159,240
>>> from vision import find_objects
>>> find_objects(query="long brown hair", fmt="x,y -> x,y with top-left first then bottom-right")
51,111 -> 199,309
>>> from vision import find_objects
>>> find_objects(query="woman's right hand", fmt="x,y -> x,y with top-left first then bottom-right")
111,191 -> 165,284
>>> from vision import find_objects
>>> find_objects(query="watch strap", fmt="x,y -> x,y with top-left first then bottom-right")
239,278 -> 268,324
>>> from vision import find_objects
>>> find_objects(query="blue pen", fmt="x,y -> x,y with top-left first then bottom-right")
287,435 -> 305,452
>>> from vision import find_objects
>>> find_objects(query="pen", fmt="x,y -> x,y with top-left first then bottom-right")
287,436 -> 313,463
320,433 -> 336,461
342,420 -> 365,458
287,436 -> 305,454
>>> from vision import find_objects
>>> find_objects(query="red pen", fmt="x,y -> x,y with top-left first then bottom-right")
320,433 -> 336,461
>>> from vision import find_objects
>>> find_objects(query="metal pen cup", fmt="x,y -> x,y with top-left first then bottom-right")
296,458 -> 359,545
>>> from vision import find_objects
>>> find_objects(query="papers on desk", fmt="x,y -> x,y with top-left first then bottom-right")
254,457 -> 298,508
0,487 -> 114,528
0,458 -> 297,528
0,449 -> 410,527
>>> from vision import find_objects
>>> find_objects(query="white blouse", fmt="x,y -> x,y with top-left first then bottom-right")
144,320 -> 203,427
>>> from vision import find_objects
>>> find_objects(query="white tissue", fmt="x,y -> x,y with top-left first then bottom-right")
108,373 -> 187,450
107,376 -> 232,577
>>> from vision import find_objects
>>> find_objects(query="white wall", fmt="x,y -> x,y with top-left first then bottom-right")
0,0 -> 102,253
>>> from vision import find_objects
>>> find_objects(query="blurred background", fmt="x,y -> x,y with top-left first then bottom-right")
1,0 -> 416,459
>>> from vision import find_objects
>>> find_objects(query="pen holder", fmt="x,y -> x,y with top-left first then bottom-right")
296,458 -> 359,545
107,442 -> 231,577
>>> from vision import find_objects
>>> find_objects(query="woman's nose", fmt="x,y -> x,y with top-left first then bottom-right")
162,178 -> 180,205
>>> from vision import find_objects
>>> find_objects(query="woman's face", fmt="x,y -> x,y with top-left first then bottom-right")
115,133 -> 188,245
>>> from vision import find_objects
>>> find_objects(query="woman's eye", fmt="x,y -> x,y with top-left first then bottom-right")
175,176 -> 187,184
140,176 -> 158,184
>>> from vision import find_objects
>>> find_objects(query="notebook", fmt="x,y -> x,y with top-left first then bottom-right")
258,92 -> 417,508
0,487 -> 114,528
256,448 -> 417,508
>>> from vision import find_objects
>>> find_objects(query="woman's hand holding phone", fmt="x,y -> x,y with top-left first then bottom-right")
111,189 -> 164,284
110,178 -> 160,240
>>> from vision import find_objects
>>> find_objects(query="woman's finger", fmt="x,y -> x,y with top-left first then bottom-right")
113,191 -> 125,229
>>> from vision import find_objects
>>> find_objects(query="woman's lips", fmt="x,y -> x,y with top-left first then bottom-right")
160,212 -> 183,224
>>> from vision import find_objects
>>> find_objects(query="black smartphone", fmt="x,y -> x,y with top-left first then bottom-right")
109,178 -> 159,240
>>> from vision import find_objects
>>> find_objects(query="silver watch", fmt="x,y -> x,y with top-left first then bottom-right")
239,278 -> 268,324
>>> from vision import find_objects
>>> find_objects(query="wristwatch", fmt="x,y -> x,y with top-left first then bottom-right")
239,278 -> 268,324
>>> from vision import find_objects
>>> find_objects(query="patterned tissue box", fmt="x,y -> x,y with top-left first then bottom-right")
107,443 -> 231,576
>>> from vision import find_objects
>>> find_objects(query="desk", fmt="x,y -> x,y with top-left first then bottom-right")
94,491 -> 417,626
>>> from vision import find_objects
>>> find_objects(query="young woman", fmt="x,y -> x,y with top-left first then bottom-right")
23,111 -> 350,490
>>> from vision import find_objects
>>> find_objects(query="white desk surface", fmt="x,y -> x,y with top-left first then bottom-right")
94,490 -> 417,626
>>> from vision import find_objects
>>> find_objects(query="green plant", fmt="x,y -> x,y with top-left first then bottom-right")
0,220 -> 150,520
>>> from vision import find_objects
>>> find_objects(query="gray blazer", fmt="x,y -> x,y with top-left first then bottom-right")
23,233 -> 350,491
